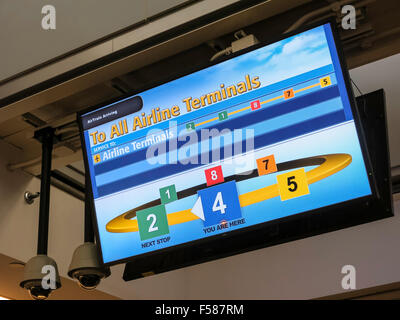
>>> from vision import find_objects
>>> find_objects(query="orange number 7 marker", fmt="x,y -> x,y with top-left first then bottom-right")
283,88 -> 294,99
256,154 -> 277,176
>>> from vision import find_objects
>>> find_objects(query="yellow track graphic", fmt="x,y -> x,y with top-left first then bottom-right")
105,153 -> 352,233
194,81 -> 325,128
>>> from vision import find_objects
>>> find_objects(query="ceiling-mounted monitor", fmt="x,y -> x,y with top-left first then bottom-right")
78,21 -> 382,268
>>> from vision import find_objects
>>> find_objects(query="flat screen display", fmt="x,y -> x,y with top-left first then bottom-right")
79,23 -> 373,265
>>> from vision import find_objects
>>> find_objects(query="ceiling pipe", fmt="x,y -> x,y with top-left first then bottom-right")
20,127 -> 62,300
35,127 -> 55,255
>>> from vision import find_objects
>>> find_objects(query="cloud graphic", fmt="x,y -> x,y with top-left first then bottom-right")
202,25 -> 332,88
131,26 -> 333,113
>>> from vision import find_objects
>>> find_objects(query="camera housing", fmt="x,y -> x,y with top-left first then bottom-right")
68,242 -> 110,290
19,255 -> 61,300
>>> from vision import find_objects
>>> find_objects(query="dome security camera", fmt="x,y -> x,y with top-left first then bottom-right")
68,242 -> 110,290
19,255 -> 61,300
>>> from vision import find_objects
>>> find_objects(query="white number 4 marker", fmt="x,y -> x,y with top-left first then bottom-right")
212,192 -> 227,214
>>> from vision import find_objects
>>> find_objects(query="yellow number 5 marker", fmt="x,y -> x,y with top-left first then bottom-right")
320,76 -> 332,88
277,168 -> 310,201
